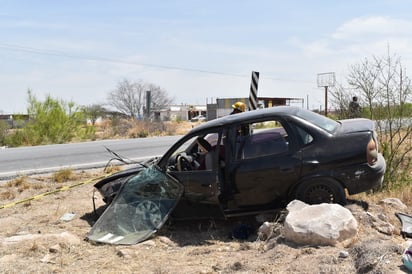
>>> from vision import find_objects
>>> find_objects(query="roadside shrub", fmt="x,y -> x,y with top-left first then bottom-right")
4,129 -> 25,147
0,120 -> 9,146
20,91 -> 86,145
52,168 -> 74,183
76,125 -> 96,141
6,176 -> 30,193
111,116 -> 132,137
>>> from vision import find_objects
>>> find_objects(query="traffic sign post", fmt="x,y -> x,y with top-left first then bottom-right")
317,72 -> 335,116
249,71 -> 259,110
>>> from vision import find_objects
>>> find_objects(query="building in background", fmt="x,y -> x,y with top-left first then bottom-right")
2,97 -> 304,124
0,114 -> 29,128
206,97 -> 304,120
154,104 -> 207,122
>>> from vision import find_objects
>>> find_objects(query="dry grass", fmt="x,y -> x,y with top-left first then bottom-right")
0,189 -> 15,200
0,168 -> 410,273
0,176 -> 31,200
6,176 -> 31,190
52,168 -> 76,183
104,165 -> 122,174
350,185 -> 412,206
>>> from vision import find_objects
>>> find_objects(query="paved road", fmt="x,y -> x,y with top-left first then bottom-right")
0,135 -> 181,180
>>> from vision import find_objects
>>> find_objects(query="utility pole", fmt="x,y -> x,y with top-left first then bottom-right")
145,90 -> 151,120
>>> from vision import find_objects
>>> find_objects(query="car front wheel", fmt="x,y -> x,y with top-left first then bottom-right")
295,178 -> 346,205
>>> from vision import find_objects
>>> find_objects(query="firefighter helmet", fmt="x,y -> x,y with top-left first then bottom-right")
232,101 -> 246,112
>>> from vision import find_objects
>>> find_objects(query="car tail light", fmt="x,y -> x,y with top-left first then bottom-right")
367,138 -> 378,165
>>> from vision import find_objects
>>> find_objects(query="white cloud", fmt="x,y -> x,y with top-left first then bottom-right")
291,16 -> 412,73
332,16 -> 412,40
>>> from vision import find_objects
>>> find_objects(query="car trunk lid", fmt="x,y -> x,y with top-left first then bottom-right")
338,118 -> 375,133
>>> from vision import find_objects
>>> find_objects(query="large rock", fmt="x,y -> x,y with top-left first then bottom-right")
379,197 -> 407,211
283,200 -> 358,246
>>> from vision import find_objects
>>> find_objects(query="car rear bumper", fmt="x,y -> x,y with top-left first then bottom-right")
338,153 -> 386,195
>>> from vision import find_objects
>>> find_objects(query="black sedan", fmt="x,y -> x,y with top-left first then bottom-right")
87,106 -> 386,245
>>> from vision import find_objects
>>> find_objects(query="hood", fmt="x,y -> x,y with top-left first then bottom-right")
338,118 -> 375,133
87,165 -> 183,245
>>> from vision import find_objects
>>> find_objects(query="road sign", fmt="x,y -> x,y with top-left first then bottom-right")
249,71 -> 259,110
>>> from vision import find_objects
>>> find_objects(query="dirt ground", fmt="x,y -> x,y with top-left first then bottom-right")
1,169 -> 412,274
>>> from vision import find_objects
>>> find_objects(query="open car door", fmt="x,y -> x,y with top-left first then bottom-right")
87,165 -> 183,245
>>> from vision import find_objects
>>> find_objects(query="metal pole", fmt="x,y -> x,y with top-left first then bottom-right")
324,86 -> 328,116
145,90 -> 151,120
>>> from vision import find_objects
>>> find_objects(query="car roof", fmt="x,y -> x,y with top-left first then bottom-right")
188,106 -> 301,134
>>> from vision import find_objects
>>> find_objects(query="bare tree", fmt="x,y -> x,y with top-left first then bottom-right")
347,57 -> 381,120
329,82 -> 353,119
107,79 -> 174,119
331,50 -> 412,189
107,79 -> 144,118
146,83 -> 174,110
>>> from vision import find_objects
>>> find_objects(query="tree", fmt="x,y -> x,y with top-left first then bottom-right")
330,50 -> 412,189
10,90 -> 87,146
329,82 -> 353,119
0,120 -> 8,146
83,104 -> 106,125
107,79 -> 174,119
146,82 -> 174,111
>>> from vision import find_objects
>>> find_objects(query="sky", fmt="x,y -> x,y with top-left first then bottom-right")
1,0 -> 412,113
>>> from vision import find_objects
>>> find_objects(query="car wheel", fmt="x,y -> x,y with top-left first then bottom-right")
295,178 -> 346,205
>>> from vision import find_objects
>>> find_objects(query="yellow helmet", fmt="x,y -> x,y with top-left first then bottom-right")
232,101 -> 246,112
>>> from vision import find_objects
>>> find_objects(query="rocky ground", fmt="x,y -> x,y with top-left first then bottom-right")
1,169 -> 412,273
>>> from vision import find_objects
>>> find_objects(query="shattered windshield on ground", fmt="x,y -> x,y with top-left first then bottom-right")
87,165 -> 183,245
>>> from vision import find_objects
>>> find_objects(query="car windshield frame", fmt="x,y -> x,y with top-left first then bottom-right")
295,108 -> 339,133
86,165 -> 183,245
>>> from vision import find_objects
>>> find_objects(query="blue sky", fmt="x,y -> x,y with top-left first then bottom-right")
1,0 -> 412,113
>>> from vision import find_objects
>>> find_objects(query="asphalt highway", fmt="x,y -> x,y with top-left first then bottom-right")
0,135 -> 181,180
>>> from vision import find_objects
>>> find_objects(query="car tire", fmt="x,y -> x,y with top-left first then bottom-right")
295,178 -> 346,205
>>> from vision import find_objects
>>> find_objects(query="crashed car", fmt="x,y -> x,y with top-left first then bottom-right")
87,106 -> 386,245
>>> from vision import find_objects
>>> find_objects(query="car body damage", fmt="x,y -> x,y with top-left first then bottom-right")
87,106 -> 386,245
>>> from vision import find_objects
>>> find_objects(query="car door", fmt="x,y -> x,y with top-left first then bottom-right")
228,119 -> 301,207
167,130 -> 224,205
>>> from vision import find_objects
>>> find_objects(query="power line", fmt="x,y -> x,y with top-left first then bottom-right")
0,43 -> 313,84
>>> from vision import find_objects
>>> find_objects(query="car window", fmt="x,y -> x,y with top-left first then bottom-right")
167,132 -> 221,171
295,108 -> 339,133
296,126 -> 314,145
86,165 -> 183,245
236,120 -> 289,159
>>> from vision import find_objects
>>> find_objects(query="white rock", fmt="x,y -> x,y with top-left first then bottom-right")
284,200 -> 358,246
379,198 -> 407,210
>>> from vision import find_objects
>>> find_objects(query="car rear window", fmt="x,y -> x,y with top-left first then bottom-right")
295,109 -> 339,133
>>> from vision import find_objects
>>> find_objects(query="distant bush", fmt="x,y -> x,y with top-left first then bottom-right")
0,120 -> 8,146
5,91 -> 89,146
